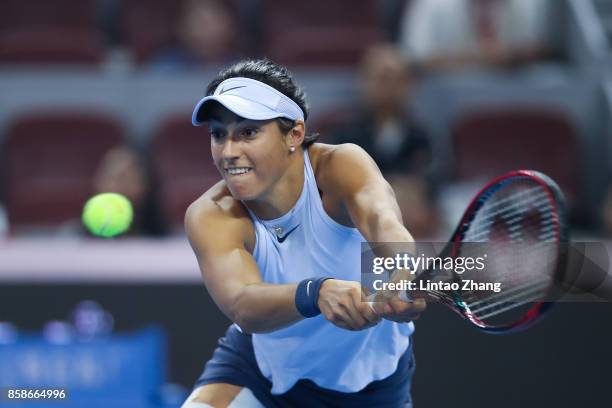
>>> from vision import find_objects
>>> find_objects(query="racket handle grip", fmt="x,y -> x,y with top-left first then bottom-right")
365,291 -> 414,304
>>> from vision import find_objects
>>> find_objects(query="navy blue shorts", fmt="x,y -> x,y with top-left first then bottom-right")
195,325 -> 416,408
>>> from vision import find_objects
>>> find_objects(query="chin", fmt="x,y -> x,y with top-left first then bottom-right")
228,185 -> 259,201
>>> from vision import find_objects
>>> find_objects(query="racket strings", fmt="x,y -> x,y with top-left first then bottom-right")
459,246 -> 553,317
465,277 -> 549,309
470,186 -> 548,222
476,295 -> 540,321
465,273 -> 550,312
466,230 -> 554,284
467,186 -> 547,226
476,187 -> 553,227
465,191 -> 554,242
467,213 -> 556,242
462,261 -> 549,322
457,179 -> 559,324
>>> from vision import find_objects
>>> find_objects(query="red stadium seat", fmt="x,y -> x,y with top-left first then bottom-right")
261,0 -> 385,66
452,108 -> 580,200
0,0 -> 103,64
0,27 -> 103,64
0,0 -> 97,30
2,112 -> 125,231
150,114 -> 220,227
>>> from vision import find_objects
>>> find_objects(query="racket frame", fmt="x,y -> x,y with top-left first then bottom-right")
414,170 -> 569,334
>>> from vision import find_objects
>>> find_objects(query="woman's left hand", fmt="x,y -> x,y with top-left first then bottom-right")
371,295 -> 426,323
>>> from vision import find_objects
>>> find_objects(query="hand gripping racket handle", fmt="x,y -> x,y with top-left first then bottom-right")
365,290 -> 414,314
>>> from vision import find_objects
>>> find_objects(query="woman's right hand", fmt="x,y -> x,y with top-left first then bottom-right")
317,279 -> 381,331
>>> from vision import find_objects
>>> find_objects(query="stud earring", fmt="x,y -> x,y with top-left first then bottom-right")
289,146 -> 296,153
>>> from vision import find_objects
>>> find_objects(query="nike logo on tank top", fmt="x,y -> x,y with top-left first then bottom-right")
245,149 -> 414,394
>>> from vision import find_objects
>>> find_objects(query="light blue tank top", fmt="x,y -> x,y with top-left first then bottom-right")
245,149 -> 414,394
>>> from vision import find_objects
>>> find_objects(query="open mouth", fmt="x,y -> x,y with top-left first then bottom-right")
225,167 -> 253,176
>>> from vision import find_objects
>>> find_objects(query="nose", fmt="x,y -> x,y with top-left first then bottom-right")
221,138 -> 240,161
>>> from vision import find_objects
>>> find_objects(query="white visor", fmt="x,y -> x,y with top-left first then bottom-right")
192,77 -> 305,126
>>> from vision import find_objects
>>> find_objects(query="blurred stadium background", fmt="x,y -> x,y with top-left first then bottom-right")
1,0 -> 612,407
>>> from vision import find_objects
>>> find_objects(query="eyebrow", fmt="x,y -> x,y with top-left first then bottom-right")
207,117 -> 244,127
208,118 -> 267,129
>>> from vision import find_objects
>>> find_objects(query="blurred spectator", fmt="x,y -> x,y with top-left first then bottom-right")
328,44 -> 437,237
398,0 -> 557,72
149,0 -> 240,71
59,146 -> 168,237
329,44 -> 432,174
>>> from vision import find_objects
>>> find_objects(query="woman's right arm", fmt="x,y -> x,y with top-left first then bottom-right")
185,197 -> 379,333
185,199 -> 302,333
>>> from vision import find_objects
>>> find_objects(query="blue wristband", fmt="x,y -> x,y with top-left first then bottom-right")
295,277 -> 331,318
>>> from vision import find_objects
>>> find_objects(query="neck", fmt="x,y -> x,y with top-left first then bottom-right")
245,150 -> 305,220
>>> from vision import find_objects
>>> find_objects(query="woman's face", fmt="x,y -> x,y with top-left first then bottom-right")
207,105 -> 293,201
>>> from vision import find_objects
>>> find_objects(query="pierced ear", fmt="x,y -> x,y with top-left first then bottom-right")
290,120 -> 306,147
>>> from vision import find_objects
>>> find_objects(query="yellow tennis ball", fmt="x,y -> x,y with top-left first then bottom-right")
82,193 -> 133,238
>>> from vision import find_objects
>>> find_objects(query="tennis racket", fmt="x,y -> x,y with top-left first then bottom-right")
371,170 -> 569,334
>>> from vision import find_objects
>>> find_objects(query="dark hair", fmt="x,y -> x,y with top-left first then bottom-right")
205,58 -> 319,147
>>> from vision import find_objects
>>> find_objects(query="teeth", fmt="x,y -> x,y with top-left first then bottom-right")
226,167 -> 251,175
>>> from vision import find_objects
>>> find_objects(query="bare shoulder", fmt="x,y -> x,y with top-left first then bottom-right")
309,142 -> 382,193
185,181 -> 255,251
186,180 -> 247,222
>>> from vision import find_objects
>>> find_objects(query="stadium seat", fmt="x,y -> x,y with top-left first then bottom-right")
150,114 -> 219,227
452,107 -> 580,200
1,112 -> 125,232
0,0 -> 97,30
0,27 -> 103,64
0,0 -> 103,65
261,0 -> 385,66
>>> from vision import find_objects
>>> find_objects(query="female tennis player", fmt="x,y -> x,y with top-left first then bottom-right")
182,59 -> 426,408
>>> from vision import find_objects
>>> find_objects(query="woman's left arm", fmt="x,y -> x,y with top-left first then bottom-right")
322,143 -> 426,321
